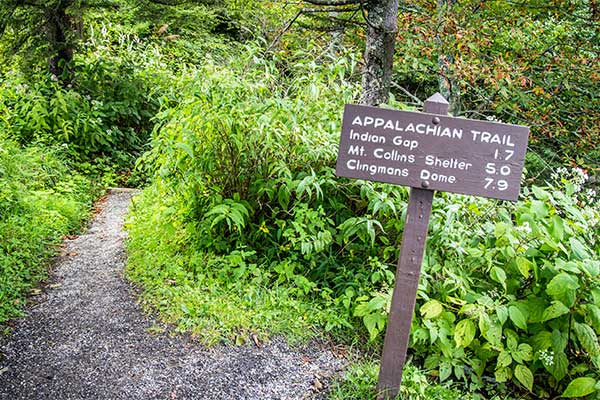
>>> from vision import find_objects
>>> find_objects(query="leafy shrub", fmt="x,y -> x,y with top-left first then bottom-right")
0,136 -> 94,322
409,175 -> 600,398
127,42 -> 600,398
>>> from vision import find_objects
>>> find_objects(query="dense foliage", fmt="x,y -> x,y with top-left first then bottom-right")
0,137 -> 93,322
1,0 -> 598,398
126,41 -> 600,398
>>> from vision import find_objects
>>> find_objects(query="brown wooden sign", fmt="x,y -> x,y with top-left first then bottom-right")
335,94 -> 530,400
336,100 -> 529,201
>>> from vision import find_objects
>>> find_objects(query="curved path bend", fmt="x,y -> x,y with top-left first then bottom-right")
0,189 -> 345,400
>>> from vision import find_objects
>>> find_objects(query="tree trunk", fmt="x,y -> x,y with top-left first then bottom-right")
360,0 -> 399,106
436,0 -> 460,114
591,0 -> 599,22
45,0 -> 74,83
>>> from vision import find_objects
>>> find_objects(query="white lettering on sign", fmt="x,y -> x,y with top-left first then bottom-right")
349,129 -> 386,143
405,123 -> 463,139
374,149 -> 415,163
336,104 -> 529,201
352,116 -> 404,132
392,136 -> 419,150
347,159 -> 409,177
471,130 -> 515,146
425,155 -> 472,170
420,169 -> 456,184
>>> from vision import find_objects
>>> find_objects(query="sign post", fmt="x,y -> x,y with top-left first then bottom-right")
335,93 -> 529,399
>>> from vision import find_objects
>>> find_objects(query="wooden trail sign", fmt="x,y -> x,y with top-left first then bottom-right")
336,94 -> 529,201
335,94 -> 529,399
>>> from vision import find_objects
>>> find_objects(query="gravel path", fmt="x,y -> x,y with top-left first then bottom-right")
0,189 -> 346,399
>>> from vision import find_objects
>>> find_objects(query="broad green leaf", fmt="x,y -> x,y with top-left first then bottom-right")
525,297 -> 547,323
490,267 -> 507,289
420,300 -> 443,319
514,365 -> 534,391
454,319 -> 476,348
552,329 -> 568,353
367,295 -> 386,312
551,215 -> 565,241
532,186 -> 549,200
439,362 -> 452,382
509,305 -> 528,331
496,305 -> 508,325
574,322 -> 600,357
516,257 -> 532,279
532,331 -> 553,352
546,351 -> 568,381
494,222 -> 509,239
494,366 -> 511,383
562,377 -> 597,398
546,273 -> 579,297
542,301 -> 570,322
175,142 -> 194,159
512,343 -> 533,363
570,238 -> 590,260
506,329 -> 519,351
363,313 -> 385,341
497,351 -> 512,368
584,304 -> 600,334
582,260 -> 600,277
530,200 -> 548,218
479,314 -> 503,346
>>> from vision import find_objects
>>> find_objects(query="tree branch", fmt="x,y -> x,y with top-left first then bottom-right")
304,0 -> 359,5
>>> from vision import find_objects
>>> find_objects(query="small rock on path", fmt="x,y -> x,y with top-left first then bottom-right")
0,189 -> 345,399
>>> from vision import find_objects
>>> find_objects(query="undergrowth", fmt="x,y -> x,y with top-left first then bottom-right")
126,41 -> 600,399
0,137 -> 94,323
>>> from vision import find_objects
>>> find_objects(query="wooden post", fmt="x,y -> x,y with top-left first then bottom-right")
376,93 -> 449,399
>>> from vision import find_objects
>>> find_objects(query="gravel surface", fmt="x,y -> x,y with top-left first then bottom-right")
0,189 -> 346,399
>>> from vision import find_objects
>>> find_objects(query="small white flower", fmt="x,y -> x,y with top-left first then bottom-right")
516,222 -> 532,234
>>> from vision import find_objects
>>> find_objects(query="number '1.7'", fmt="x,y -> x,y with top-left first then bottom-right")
495,149 -> 514,160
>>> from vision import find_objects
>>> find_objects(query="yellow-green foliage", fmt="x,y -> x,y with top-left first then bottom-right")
0,137 -> 93,322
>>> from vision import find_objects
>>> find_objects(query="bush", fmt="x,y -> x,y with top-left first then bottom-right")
127,43 -> 600,398
0,137 -> 94,323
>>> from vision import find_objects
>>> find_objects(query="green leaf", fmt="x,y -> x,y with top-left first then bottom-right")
490,267 -> 507,289
479,314 -> 502,346
584,304 -> 600,334
552,329 -> 568,353
562,377 -> 597,398
514,365 -> 534,391
367,295 -> 387,312
530,200 -> 548,218
516,257 -> 532,279
454,319 -> 477,348
496,305 -> 508,325
546,351 -> 568,381
551,215 -> 565,241
439,362 -> 452,382
509,305 -> 528,331
542,301 -> 570,322
420,300 -> 443,319
570,238 -> 590,260
494,366 -> 511,383
532,331 -> 553,352
512,343 -> 533,363
497,351 -> 512,368
175,142 -> 194,159
582,260 -> 600,277
546,273 -> 579,299
574,322 -> 600,357
363,312 -> 386,341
